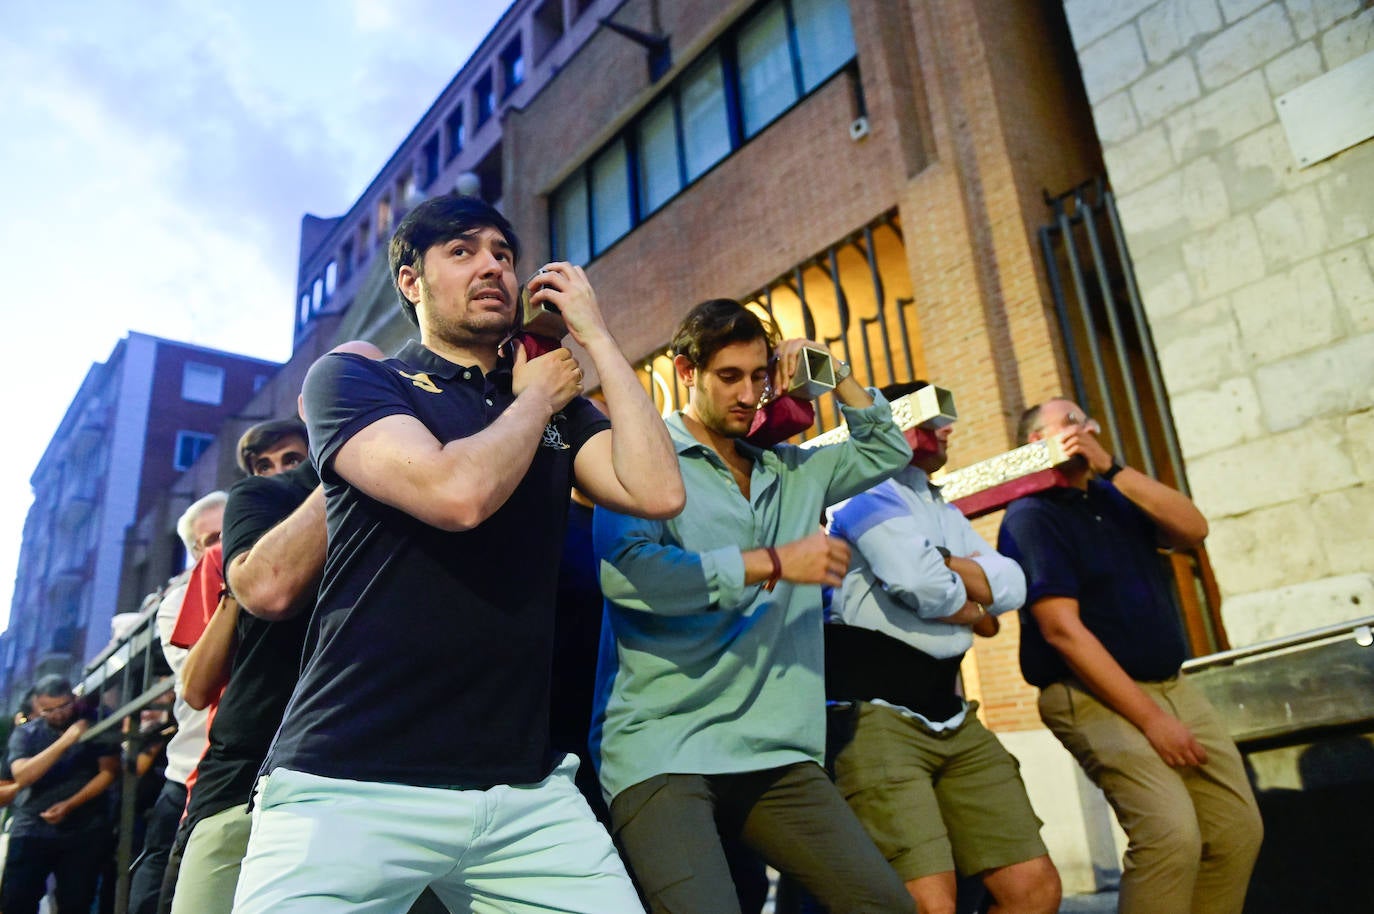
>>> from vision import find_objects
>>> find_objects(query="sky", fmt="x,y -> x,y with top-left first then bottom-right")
0,0 -> 509,627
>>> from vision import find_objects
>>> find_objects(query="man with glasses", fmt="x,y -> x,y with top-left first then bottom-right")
2,675 -> 119,914
998,398 -> 1262,914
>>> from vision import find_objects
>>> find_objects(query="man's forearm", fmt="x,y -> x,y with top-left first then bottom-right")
10,731 -> 75,787
582,336 -> 684,517
1046,620 -> 1168,733
946,556 -> 993,606
834,375 -> 875,408
1111,468 -> 1208,548
181,597 -> 240,709
230,486 -> 327,620
60,767 -> 116,811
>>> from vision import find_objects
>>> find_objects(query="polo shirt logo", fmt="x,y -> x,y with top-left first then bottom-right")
541,421 -> 569,450
397,370 -> 442,393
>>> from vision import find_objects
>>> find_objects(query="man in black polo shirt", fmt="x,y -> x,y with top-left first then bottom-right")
232,194 -> 682,914
2,675 -> 120,914
167,421 -> 322,914
997,398 -> 1262,914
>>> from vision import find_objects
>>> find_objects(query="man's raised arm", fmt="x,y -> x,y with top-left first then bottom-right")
534,263 -> 683,520
323,348 -> 582,532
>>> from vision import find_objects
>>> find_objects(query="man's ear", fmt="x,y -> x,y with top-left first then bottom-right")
396,264 -> 424,305
673,354 -> 695,388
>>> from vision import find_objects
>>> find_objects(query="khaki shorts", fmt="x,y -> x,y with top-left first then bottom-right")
831,701 -> 1047,881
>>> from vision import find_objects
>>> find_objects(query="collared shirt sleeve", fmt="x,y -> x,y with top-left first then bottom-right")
302,353 -> 413,482
593,506 -> 750,616
945,509 -> 1026,615
778,392 -> 912,508
830,482 -> 967,619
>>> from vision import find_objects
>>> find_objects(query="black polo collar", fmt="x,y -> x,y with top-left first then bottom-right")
395,339 -> 515,386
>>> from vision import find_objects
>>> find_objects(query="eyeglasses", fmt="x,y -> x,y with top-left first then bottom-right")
36,700 -> 73,717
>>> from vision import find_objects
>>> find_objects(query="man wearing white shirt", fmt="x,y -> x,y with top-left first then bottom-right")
826,382 -> 1060,914
126,491 -> 225,914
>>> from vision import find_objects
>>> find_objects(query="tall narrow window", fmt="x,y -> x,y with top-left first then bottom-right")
445,107 -> 466,161
679,52 -> 731,180
738,2 -> 797,137
324,261 -> 338,297
793,0 -> 856,91
590,139 -> 631,254
552,173 -> 590,264
181,363 -> 224,405
501,38 -> 525,96
173,431 -> 216,470
422,135 -> 441,188
637,96 -> 682,214
476,72 -> 495,126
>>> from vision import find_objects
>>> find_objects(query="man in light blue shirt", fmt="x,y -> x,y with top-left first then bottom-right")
592,299 -> 914,914
825,380 -> 1060,914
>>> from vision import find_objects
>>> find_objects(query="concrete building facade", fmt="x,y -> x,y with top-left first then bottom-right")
1,334 -> 277,705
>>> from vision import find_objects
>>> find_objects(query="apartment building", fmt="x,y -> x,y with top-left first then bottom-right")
0,333 -> 278,705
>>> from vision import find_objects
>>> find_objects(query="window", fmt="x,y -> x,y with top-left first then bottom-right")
533,0 -> 564,62
312,278 -> 324,312
476,72 -> 495,126
738,3 -> 797,137
445,106 -> 465,161
357,219 -> 371,262
501,38 -> 525,97
794,0 -> 857,91
590,139 -> 631,254
548,0 -> 856,264
422,134 -> 441,188
181,362 -> 224,405
552,172 -> 590,264
377,197 -> 392,239
679,51 -> 732,180
324,261 -> 338,297
637,96 -> 682,214
340,240 -> 355,281
173,431 -> 216,470
299,294 -> 311,326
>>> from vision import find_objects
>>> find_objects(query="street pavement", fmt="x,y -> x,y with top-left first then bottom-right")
1059,890 -> 1119,913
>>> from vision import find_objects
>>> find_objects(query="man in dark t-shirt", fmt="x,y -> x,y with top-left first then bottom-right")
166,453 -> 319,914
2,675 -> 120,914
998,398 -> 1262,914
232,193 -> 682,914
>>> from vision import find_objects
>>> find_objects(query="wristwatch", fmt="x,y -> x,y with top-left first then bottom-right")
833,358 -> 852,383
1101,458 -> 1125,481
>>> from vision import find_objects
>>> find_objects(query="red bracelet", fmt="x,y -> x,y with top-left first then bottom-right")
763,546 -> 782,592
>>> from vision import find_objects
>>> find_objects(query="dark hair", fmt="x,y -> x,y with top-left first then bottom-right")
1016,403 -> 1047,446
388,193 -> 521,327
879,380 -> 929,402
670,299 -> 778,368
236,418 -> 308,476
33,675 -> 71,699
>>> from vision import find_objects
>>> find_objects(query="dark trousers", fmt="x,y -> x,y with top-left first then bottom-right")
1,828 -> 108,914
611,761 -> 913,914
128,779 -> 188,914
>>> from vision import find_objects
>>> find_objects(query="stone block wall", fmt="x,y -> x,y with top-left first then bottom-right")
1063,0 -> 1374,645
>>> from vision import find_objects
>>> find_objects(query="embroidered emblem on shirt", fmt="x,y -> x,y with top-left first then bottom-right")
397,370 -> 442,393
541,420 -> 569,450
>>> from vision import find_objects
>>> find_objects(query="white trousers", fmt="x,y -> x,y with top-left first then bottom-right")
232,754 -> 644,914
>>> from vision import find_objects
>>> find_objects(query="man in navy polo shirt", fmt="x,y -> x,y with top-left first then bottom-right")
232,193 -> 683,914
2,675 -> 119,914
997,398 -> 1261,914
